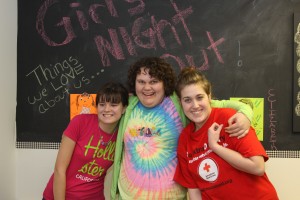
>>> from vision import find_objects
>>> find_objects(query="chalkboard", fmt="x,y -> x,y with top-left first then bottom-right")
17,0 -> 300,150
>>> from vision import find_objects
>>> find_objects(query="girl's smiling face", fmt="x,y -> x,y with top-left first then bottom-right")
180,83 -> 212,131
135,67 -> 165,108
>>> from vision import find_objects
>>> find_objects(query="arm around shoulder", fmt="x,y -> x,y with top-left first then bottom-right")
211,99 -> 253,122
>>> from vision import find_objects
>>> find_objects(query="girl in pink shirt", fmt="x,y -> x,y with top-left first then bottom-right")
43,82 -> 128,200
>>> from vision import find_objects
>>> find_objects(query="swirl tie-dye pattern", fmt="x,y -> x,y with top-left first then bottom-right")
118,97 -> 186,199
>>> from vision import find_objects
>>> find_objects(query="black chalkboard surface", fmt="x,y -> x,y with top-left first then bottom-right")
17,0 -> 300,150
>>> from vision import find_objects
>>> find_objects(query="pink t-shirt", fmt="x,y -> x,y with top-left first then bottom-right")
43,114 -> 117,200
174,108 -> 278,200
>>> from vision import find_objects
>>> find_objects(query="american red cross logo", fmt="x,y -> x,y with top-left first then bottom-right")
198,158 -> 218,182
203,162 -> 211,172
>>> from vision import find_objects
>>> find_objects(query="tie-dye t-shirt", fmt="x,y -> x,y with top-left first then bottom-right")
118,97 -> 186,199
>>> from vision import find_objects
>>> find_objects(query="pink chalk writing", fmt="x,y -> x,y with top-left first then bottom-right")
126,0 -> 145,16
94,29 -> 125,67
35,0 -> 204,67
30,0 -> 228,113
207,31 -> 225,63
162,31 -> 224,70
171,0 -> 193,42
268,89 -> 278,150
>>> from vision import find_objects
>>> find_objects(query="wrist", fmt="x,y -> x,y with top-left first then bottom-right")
209,142 -> 221,152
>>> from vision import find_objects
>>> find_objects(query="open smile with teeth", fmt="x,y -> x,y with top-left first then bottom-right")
103,114 -> 113,117
191,110 -> 202,115
143,92 -> 154,96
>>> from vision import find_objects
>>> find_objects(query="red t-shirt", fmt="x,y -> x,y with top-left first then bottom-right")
43,114 -> 117,200
174,108 -> 278,200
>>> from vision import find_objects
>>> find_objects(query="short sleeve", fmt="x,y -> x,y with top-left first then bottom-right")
63,114 -> 83,142
230,127 -> 269,161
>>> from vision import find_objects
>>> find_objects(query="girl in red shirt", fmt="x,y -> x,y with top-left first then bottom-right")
174,67 -> 279,200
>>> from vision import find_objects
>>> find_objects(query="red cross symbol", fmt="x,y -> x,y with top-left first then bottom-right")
203,162 -> 211,172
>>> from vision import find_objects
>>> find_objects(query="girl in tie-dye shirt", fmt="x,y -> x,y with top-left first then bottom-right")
111,57 -> 253,200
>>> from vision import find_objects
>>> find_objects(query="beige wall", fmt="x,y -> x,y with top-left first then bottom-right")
266,158 -> 300,200
0,0 -> 17,199
14,151 -> 300,200
1,0 -> 300,199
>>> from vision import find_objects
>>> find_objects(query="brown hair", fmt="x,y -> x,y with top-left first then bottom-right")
96,82 -> 129,106
127,57 -> 176,96
175,66 -> 212,98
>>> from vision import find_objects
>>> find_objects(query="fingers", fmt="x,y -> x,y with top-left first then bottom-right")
212,123 -> 222,131
228,129 -> 249,139
212,123 -> 219,131
217,124 -> 223,131
237,129 -> 249,139
209,122 -> 218,130
227,129 -> 244,137
227,116 -> 235,126
224,123 -> 240,134
226,112 -> 250,138
210,123 -> 223,131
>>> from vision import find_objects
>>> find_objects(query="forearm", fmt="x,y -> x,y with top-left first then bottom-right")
188,188 -> 202,200
52,134 -> 75,200
53,170 -> 66,200
211,99 -> 253,122
210,144 -> 265,176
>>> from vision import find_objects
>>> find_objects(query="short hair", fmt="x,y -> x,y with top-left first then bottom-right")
175,66 -> 212,98
127,57 -> 176,96
96,82 -> 129,106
